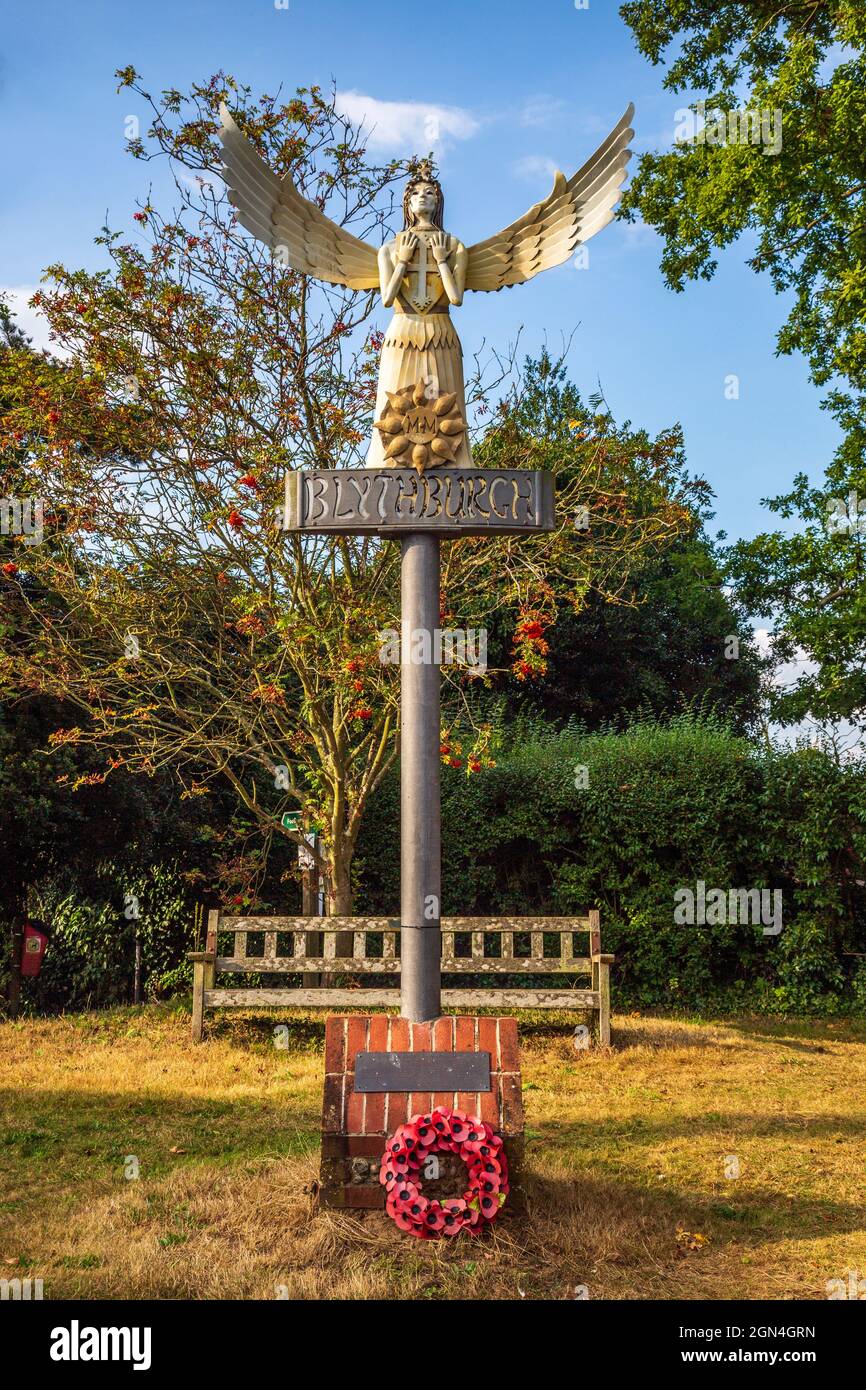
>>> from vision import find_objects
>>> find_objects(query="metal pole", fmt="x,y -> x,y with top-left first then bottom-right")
400,533 -> 441,1022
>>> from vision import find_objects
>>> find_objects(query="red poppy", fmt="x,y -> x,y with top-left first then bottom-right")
414,1118 -> 436,1146
2,562 -> 19,576
422,1203 -> 446,1233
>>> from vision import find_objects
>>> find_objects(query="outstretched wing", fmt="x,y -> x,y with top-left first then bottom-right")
465,104 -> 634,292
219,103 -> 380,291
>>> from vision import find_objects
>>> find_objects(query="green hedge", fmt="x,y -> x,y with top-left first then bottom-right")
13,716 -> 866,1017
354,716 -> 866,1014
19,864 -> 198,1014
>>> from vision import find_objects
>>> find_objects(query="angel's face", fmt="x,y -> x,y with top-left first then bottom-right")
408,182 -> 439,220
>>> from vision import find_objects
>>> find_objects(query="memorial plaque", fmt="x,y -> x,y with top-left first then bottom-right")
354,1049 -> 491,1093
284,468 -> 555,537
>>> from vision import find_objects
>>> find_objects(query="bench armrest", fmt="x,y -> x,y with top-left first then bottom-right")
592,953 -> 615,964
188,951 -> 216,964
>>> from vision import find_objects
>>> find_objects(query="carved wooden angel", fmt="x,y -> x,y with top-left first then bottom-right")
219,103 -> 634,468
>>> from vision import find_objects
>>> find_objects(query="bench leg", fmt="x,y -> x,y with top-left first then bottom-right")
191,959 -> 205,1042
597,959 -> 611,1046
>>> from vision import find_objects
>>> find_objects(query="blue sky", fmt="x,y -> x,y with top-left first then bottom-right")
1,0 -> 841,548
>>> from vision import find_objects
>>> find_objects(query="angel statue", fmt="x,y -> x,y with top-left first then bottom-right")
219,102 -> 634,474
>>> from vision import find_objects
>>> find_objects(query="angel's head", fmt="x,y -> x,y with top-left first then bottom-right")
404,160 -> 444,229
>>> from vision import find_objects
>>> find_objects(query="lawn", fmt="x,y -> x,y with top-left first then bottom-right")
2,1006 -> 864,1300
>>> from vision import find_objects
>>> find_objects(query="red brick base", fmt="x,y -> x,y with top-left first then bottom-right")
320,1014 -> 524,1211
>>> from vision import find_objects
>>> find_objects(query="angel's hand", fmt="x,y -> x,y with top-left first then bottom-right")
430,232 -> 450,264
396,231 -> 418,264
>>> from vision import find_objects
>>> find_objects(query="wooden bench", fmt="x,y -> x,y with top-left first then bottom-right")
189,909 -> 613,1044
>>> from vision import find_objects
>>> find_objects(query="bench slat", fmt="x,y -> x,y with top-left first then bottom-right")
214,956 -> 592,974
219,915 -> 592,932
204,988 -> 600,1009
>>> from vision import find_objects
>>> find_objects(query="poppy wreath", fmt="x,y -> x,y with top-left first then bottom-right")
379,1106 -> 509,1237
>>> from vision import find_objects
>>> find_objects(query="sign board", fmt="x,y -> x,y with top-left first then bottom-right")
284,467 -> 556,537
354,1050 -> 491,1093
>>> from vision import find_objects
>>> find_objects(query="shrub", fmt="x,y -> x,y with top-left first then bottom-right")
355,715 -> 866,1013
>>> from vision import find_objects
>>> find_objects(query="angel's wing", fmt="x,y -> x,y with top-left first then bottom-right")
465,104 -> 634,292
218,103 -> 380,290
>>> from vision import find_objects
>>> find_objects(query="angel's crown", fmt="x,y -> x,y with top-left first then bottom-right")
407,155 -> 438,184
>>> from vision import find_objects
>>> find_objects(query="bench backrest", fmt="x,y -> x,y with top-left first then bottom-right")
208,913 -> 602,975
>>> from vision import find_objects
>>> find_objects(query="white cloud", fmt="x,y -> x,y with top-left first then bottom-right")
753,627 -> 814,690
512,154 -> 558,184
752,626 -> 864,754
616,216 -> 660,250
520,96 -> 568,128
334,90 -> 480,152
0,284 -> 64,355
178,170 -> 220,192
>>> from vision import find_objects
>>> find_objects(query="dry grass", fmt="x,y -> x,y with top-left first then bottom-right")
1,1006 -> 864,1300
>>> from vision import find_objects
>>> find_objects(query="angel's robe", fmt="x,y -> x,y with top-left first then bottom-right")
367,229 -> 471,469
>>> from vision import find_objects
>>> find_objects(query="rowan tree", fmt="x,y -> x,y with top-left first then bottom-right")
1,69 -> 699,911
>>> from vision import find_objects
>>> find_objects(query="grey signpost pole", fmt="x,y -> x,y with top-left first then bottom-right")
285,464 -> 555,1026
400,533 -> 442,1022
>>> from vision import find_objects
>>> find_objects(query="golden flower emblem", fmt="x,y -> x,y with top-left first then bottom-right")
373,381 -> 466,474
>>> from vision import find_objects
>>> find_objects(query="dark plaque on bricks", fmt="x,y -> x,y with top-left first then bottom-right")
354,1050 -> 491,1093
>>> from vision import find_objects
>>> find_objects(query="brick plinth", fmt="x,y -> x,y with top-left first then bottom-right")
320,1014 -> 524,1213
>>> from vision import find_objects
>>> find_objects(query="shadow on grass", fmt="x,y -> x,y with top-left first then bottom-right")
725,1017 -> 866,1050
0,1086 -> 321,1182
3,1080 -> 864,1254
517,1168 -> 866,1275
